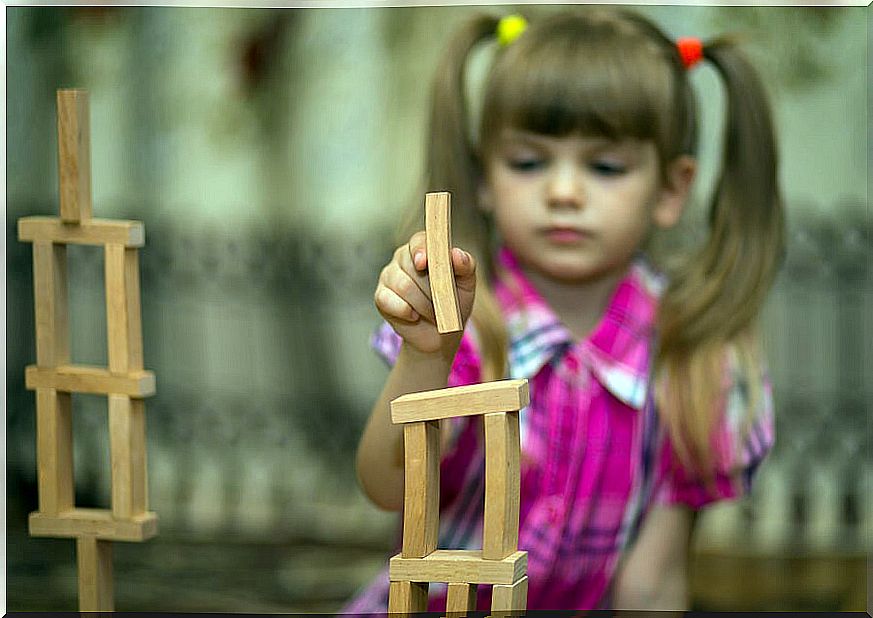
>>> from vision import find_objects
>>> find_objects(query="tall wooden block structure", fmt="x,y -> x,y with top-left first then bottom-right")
18,89 -> 157,611
385,192 -> 529,616
388,380 -> 530,617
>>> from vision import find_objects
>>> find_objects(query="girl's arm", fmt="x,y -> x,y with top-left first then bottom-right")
355,340 -> 460,512
611,505 -> 697,610
356,231 -> 477,512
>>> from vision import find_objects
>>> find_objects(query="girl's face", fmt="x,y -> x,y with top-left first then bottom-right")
481,129 -> 686,285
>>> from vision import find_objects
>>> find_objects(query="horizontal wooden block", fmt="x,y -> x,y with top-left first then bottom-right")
29,508 -> 158,542
389,549 -> 527,585
26,364 -> 155,398
391,379 -> 529,425
18,217 -> 145,247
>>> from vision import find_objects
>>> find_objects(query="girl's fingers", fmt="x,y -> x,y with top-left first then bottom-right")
408,231 -> 428,271
384,268 -> 437,323
451,247 -> 477,292
375,286 -> 420,323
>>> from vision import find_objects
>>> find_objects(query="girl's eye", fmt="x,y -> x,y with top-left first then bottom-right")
507,157 -> 545,172
589,160 -> 627,176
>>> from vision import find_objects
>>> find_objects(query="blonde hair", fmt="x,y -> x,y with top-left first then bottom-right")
399,8 -> 784,482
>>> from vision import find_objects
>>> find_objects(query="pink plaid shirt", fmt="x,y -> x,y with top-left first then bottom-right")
344,247 -> 774,613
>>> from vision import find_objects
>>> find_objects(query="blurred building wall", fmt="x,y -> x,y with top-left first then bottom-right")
6,3 -> 870,570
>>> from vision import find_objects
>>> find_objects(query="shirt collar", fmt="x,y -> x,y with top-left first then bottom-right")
493,247 -> 665,410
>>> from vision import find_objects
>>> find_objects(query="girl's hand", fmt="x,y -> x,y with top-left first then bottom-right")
375,231 -> 477,356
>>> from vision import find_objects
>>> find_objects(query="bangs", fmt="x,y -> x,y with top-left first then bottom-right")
481,15 -> 674,148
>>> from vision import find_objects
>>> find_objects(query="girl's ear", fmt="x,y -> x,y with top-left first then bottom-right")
653,155 -> 697,229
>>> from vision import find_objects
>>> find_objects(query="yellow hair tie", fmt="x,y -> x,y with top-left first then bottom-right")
497,14 -> 527,47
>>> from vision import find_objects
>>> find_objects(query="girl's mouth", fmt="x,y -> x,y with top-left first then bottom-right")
543,227 -> 590,244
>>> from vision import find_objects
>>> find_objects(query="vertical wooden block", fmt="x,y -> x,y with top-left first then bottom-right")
35,389 -> 74,515
77,535 -> 114,611
483,411 -> 520,560
388,580 -> 428,614
105,244 -> 144,373
402,420 -> 440,558
446,582 -> 478,616
490,575 -> 527,617
32,241 -> 70,367
109,395 -> 148,519
425,192 -> 462,334
57,89 -> 92,223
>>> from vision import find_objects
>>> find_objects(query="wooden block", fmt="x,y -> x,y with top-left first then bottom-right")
35,388 -> 74,515
57,89 -> 92,223
109,395 -> 148,519
425,191 -> 462,333
25,364 -> 156,398
77,535 -> 113,611
19,217 -> 145,247
105,245 -> 144,373
483,411 -> 520,560
388,580 -> 429,614
389,550 -> 527,585
402,420 -> 440,558
490,575 -> 528,617
391,379 -> 529,425
446,582 -> 478,616
32,241 -> 70,367
29,508 -> 158,542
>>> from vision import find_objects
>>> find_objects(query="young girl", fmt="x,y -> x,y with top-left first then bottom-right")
348,6 -> 782,612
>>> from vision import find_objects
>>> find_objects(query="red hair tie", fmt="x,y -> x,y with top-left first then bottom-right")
676,37 -> 704,69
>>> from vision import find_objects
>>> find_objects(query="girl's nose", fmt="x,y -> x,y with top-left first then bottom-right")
546,164 -> 584,209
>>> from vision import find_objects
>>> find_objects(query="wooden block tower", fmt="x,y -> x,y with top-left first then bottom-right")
387,192 -> 529,617
17,89 -> 157,611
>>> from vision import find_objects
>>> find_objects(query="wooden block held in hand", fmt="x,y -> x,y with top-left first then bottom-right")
402,420 -> 440,558
483,411 -> 521,560
57,89 -> 92,223
446,582 -> 478,616
76,535 -> 113,611
391,379 -> 529,425
388,580 -> 428,614
425,192 -> 462,334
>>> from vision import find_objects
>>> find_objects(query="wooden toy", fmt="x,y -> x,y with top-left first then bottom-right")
425,191 -> 462,334
18,89 -> 157,611
388,192 -> 529,618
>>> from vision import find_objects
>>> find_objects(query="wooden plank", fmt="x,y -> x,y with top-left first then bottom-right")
483,411 -> 520,560
446,582 -> 477,616
425,191 -> 462,333
25,364 -> 156,398
57,89 -> 92,223
391,379 -> 529,425
105,245 -> 144,373
389,550 -> 527,585
32,241 -> 70,367
29,508 -> 158,542
109,395 -> 148,519
388,580 -> 428,614
490,575 -> 528,617
18,217 -> 145,247
77,535 -> 113,611
402,420 -> 440,558
35,389 -> 74,515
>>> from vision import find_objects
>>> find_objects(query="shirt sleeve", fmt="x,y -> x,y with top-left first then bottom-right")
652,348 -> 776,510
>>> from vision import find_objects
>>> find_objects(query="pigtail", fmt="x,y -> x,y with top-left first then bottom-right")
656,38 -> 784,479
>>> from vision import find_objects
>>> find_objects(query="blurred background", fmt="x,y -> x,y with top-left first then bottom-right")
6,4 -> 870,613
